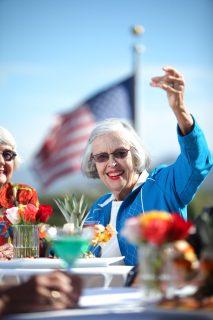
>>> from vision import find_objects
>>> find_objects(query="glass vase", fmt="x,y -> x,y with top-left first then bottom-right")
137,243 -> 175,300
13,225 -> 39,258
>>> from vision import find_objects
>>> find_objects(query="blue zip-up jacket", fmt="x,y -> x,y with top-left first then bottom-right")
85,119 -> 212,266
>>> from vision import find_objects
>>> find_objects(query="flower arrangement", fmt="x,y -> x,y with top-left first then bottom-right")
123,211 -> 193,246
0,182 -> 53,258
0,183 -> 53,227
122,211 -> 194,297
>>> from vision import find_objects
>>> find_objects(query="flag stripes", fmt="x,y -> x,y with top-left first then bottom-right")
32,76 -> 134,190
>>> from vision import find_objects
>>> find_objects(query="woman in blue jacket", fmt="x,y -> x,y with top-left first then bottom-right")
81,66 -> 212,266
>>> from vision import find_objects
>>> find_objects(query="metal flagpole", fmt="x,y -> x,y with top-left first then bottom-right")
131,25 -> 145,134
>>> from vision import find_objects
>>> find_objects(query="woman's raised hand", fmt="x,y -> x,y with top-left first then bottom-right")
150,66 -> 193,135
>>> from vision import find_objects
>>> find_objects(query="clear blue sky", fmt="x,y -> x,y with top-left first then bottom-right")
0,0 -> 212,191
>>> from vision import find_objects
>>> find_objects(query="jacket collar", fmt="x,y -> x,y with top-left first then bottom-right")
98,194 -> 114,207
98,170 -> 149,208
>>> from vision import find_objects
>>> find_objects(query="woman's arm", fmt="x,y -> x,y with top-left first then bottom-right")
153,119 -> 212,209
150,66 -> 212,209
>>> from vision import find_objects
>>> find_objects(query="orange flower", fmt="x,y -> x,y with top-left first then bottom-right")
139,211 -> 171,226
0,183 -> 14,208
92,224 -> 115,246
14,184 -> 39,208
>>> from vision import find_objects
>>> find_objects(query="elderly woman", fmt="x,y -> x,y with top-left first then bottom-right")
82,66 -> 212,266
0,127 -> 39,259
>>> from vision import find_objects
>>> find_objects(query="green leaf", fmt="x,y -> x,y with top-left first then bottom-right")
54,193 -> 89,229
54,199 -> 70,222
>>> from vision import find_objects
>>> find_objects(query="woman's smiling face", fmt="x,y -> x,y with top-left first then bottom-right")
0,145 -> 15,187
92,131 -> 139,200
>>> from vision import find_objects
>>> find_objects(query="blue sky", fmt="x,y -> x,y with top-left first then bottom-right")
0,0 -> 212,192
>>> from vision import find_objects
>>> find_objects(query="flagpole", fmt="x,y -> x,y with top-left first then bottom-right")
131,25 -> 145,134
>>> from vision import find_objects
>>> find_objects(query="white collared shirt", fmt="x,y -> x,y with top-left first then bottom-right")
101,170 -> 149,261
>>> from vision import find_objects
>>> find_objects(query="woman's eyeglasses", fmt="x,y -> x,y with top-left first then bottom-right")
91,148 -> 130,163
0,150 -> 17,161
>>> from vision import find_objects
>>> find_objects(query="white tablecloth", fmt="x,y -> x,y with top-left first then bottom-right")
0,266 -> 133,288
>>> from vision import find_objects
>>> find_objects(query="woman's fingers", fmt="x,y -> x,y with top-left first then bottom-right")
166,75 -> 184,84
161,77 -> 184,92
163,66 -> 181,77
160,82 -> 184,94
151,70 -> 185,93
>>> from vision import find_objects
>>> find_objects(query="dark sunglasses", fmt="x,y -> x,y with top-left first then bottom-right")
0,150 -> 17,161
92,148 -> 130,163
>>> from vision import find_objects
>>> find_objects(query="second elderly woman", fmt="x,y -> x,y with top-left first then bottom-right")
0,126 -> 39,259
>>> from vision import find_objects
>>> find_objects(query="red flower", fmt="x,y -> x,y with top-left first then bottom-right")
0,183 -> 14,208
168,214 -> 192,241
142,218 -> 172,245
20,204 -> 38,224
36,205 -> 53,223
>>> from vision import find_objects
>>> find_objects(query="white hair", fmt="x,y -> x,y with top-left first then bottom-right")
0,127 -> 21,169
81,118 -> 150,178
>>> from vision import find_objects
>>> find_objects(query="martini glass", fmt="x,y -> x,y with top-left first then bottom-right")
50,228 -> 90,269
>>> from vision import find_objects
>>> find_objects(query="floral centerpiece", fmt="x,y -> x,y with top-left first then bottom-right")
122,211 -> 193,298
158,208 -> 213,311
0,183 -> 53,258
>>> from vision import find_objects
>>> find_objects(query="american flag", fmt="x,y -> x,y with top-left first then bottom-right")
32,76 -> 135,189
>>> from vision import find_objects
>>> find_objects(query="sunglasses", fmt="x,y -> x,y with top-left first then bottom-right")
0,150 -> 17,161
92,148 -> 130,163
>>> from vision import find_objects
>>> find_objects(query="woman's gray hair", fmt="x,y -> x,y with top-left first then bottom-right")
0,127 -> 21,169
81,118 -> 150,179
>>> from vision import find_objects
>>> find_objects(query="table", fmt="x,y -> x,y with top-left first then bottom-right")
0,266 -> 133,288
3,288 -> 213,320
